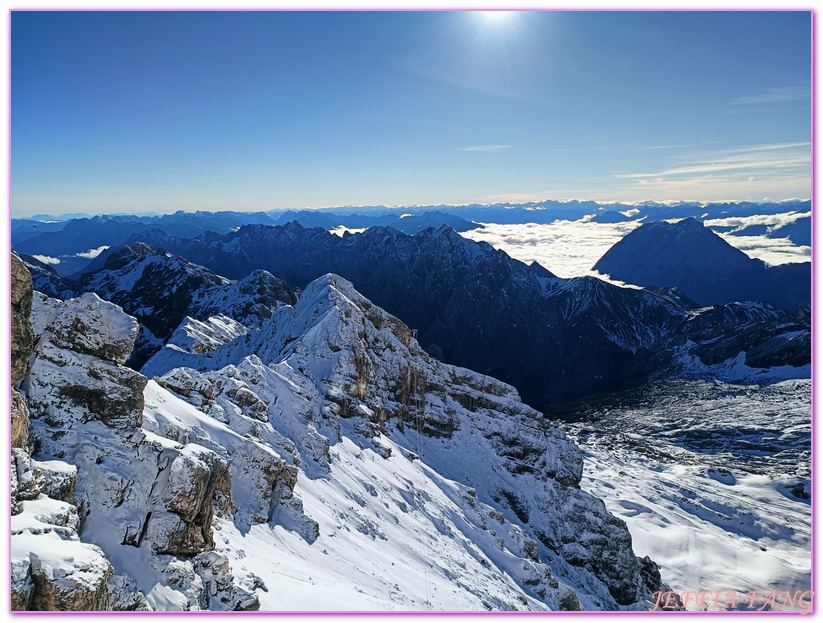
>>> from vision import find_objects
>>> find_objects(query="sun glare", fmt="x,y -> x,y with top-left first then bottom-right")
479,10 -> 512,23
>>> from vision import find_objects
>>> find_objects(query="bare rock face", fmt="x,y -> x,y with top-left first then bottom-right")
11,388 -> 33,453
11,249 -> 35,387
147,445 -> 232,555
24,292 -> 147,429
11,250 -> 35,452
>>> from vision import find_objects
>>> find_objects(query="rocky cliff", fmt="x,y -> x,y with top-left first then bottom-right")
10,253 -> 673,611
11,257 -> 262,610
143,273 -> 673,609
37,242 -> 297,369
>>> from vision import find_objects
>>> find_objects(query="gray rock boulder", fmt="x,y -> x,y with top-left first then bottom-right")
24,292 -> 147,429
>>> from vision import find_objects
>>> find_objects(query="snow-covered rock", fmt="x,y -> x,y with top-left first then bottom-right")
10,450 -> 129,611
11,517 -> 114,611
13,256 -> 671,611
14,279 -> 259,610
167,315 -> 249,355
31,291 -> 140,365
24,292 -> 146,429
71,243 -> 296,367
145,273 -> 670,609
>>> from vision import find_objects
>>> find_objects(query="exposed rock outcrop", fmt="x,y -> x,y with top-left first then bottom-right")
147,273 -> 673,609
24,292 -> 146,429
12,250 -> 35,452
12,260 -> 259,611
11,389 -> 33,454
147,445 -> 232,555
11,249 -> 35,386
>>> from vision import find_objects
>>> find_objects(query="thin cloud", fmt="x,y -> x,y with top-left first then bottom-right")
455,145 -> 513,152
617,157 -> 809,179
616,143 -> 810,179
640,141 -> 728,150
704,211 -> 810,233
731,86 -> 811,105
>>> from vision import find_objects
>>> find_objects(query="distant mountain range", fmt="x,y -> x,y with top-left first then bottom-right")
593,218 -> 810,311
13,200 -> 810,277
272,209 -> 481,234
29,220 -> 808,412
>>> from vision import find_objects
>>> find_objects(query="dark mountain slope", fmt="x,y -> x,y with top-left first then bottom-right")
125,222 -> 692,407
593,218 -> 810,311
15,216 -> 153,259
71,242 -> 296,368
18,254 -> 75,299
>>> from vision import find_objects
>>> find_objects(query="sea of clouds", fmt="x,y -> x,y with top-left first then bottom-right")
460,214 -> 810,278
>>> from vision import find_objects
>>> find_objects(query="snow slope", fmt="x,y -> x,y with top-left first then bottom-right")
563,378 -> 811,611
14,273 -> 668,611
144,273 -> 667,609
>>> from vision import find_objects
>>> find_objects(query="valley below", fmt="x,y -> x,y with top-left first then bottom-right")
560,378 -> 811,610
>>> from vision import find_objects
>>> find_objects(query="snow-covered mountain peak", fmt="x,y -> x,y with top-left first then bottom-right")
295,272 -> 363,311
139,272 -> 670,609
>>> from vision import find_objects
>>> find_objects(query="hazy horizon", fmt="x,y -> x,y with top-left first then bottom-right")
12,196 -> 814,222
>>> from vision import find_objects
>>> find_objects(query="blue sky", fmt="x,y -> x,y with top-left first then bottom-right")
11,10 -> 812,217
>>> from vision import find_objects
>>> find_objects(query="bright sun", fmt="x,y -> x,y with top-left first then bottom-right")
479,10 -> 512,23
